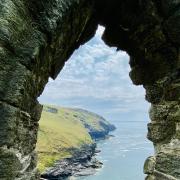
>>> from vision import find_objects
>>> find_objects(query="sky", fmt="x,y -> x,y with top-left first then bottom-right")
39,26 -> 150,122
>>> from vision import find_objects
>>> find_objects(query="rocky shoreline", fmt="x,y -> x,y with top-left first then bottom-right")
41,144 -> 103,180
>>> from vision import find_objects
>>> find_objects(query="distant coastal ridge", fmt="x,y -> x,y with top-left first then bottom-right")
37,105 -> 116,179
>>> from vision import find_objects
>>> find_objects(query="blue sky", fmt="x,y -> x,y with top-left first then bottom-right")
39,26 -> 150,122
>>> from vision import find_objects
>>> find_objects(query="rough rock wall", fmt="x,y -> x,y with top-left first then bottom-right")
0,0 -> 179,179
95,1 -> 180,179
0,0 -> 97,179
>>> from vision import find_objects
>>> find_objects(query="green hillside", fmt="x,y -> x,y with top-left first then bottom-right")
36,105 -> 115,172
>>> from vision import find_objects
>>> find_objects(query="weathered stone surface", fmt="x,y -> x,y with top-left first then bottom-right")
156,153 -> 180,179
0,102 -> 18,147
144,156 -> 156,174
144,84 -> 164,104
0,147 -> 39,180
159,0 -> 180,17
149,103 -> 180,123
172,108 -> 180,122
0,0 -> 97,179
0,0 -> 179,179
149,104 -> 170,122
0,147 -> 22,179
154,170 -> 177,180
147,122 -> 176,143
164,83 -> 180,101
164,10 -> 180,45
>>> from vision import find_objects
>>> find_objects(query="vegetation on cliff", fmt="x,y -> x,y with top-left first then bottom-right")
36,105 -> 115,172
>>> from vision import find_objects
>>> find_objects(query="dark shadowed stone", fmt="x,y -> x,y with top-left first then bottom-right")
147,122 -> 176,143
164,10 -> 180,45
167,105 -> 180,122
164,83 -> 180,101
160,0 -> 180,17
145,84 -> 163,104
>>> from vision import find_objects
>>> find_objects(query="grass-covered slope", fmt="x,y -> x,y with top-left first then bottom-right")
36,105 -> 115,172
70,108 -> 116,139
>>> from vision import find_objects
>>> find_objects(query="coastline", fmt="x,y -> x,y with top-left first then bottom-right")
38,105 -> 116,180
40,134 -> 115,180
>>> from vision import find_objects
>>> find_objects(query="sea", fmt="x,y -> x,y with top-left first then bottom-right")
72,119 -> 153,180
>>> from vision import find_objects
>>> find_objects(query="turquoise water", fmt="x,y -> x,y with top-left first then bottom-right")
76,120 -> 153,180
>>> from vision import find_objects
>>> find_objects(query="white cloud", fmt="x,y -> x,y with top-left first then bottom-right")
95,26 -> 105,37
39,26 -> 150,118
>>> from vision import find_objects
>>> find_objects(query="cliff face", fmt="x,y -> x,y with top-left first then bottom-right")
0,0 -> 179,180
67,108 -> 116,139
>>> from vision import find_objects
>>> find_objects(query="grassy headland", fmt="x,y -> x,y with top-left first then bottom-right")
36,105 -> 115,172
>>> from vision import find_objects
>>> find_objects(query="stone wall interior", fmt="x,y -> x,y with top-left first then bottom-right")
0,0 -> 179,179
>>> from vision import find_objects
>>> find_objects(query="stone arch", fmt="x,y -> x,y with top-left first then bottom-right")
0,0 -> 179,179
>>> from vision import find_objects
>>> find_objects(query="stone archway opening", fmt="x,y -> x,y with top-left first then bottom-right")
38,25 -> 153,179
0,0 -> 179,180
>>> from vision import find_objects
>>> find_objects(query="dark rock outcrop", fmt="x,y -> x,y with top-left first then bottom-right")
0,0 -> 179,179
88,122 -> 116,140
41,144 -> 102,180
